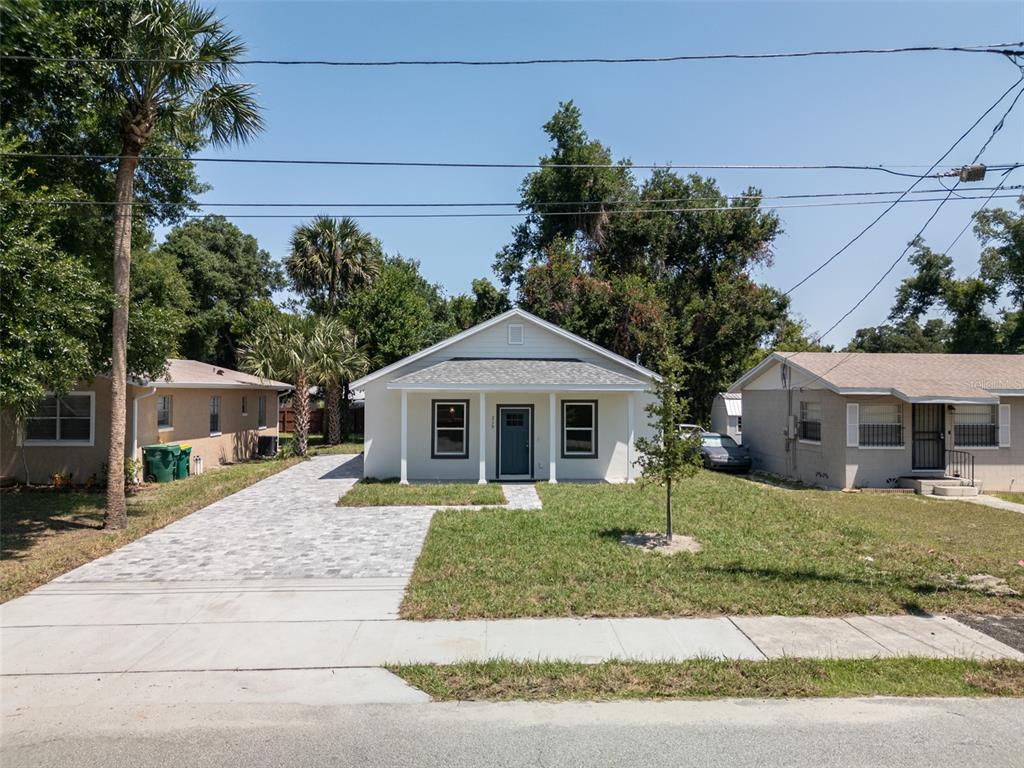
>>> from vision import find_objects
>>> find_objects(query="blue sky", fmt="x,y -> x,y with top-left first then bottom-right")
184,1 -> 1024,346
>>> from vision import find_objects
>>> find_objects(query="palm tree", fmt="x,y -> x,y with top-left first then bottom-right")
285,216 -> 379,443
307,318 -> 369,445
104,0 -> 263,528
239,315 -> 315,458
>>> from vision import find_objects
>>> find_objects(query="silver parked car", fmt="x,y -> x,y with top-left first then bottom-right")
699,431 -> 751,472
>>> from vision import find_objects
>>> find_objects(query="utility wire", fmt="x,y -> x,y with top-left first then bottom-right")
4,152 -> 1017,177
3,42 -> 1021,66
784,72 -> 1024,295
17,194 -> 1020,220
17,185 -> 1021,209
813,72 -> 1024,343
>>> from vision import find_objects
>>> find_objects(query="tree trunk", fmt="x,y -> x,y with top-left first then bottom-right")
293,370 -> 310,457
104,152 -> 138,529
325,382 -> 341,444
666,475 -> 673,539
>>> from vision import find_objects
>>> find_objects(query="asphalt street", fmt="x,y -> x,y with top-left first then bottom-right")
3,695 -> 1022,768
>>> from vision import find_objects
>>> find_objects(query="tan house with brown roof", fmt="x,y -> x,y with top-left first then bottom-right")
730,352 -> 1023,492
1,360 -> 290,485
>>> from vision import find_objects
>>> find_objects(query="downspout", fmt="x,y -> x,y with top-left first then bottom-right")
131,387 -> 158,481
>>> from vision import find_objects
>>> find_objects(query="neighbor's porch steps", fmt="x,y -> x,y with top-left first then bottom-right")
897,477 -> 981,497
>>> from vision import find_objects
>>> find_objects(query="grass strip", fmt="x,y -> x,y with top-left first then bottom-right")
340,480 -> 506,507
1,457 -> 303,602
390,658 -> 1024,701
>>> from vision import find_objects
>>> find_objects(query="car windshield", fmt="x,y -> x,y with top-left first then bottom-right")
702,434 -> 739,449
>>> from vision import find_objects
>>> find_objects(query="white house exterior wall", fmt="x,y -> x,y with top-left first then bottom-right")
360,316 -> 658,482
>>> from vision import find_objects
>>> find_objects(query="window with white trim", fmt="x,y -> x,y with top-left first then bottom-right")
24,393 -> 94,444
562,400 -> 597,458
157,395 -> 173,429
953,404 -> 998,447
432,400 -> 469,458
210,396 -> 221,434
799,401 -> 821,442
241,395 -> 248,416
258,395 -> 267,429
859,403 -> 903,447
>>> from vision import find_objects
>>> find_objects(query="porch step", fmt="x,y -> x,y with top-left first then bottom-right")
932,484 -> 980,497
897,477 -> 982,496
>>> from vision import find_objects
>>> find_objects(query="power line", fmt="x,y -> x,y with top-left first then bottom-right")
814,71 -> 1024,343
783,72 -> 1024,296
16,194 -> 1021,220
4,152 -> 1018,177
3,42 -> 1021,67
17,185 -> 1020,209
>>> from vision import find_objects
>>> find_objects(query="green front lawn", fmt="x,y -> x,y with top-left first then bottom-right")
1,457 -> 303,602
402,471 -> 1024,619
392,658 -> 1024,701
340,480 -> 506,507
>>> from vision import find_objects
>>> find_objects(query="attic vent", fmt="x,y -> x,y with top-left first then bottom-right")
507,324 -> 524,345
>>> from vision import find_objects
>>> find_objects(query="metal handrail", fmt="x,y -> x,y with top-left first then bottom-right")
945,449 -> 975,487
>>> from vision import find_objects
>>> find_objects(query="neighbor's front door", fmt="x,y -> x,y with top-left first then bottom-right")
912,403 -> 945,470
499,407 -> 531,478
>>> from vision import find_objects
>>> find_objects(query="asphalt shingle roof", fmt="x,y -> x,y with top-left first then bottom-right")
776,352 -> 1024,400
147,359 -> 291,390
389,358 -> 650,389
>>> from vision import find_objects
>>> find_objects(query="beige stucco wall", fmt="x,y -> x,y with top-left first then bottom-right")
135,386 -> 280,477
1,379 -> 280,484
741,359 -> 1024,492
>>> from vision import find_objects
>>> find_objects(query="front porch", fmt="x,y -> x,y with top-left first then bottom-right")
392,387 -> 643,485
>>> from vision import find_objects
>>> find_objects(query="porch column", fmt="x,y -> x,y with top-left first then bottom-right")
548,391 -> 557,483
627,393 -> 637,483
478,391 -> 487,484
399,389 -> 408,484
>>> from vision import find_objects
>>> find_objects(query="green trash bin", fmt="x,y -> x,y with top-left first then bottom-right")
176,444 -> 192,479
142,444 -> 179,483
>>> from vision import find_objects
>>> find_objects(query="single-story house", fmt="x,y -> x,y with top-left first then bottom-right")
1,359 -> 290,485
351,308 -> 659,483
710,392 -> 742,443
730,351 -> 1023,492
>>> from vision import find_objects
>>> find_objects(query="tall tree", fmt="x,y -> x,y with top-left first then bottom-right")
286,216 -> 380,442
634,354 -> 703,539
496,103 -> 787,418
449,278 -> 512,330
101,0 -> 263,528
157,216 -> 283,368
0,148 -> 107,482
344,256 -> 457,370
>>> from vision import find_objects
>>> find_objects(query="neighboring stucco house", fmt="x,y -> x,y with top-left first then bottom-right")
730,352 -> 1023,492
351,308 -> 659,483
2,359 -> 290,484
710,392 -> 742,443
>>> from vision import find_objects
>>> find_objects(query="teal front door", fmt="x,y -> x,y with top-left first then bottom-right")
499,407 -> 532,477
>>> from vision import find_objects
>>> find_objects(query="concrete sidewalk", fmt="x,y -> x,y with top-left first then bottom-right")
3,579 -> 1020,674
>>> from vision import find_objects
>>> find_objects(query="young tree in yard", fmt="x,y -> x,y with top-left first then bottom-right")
307,319 -> 369,446
101,0 -> 263,529
285,216 -> 380,442
634,354 -> 703,539
239,314 -> 316,458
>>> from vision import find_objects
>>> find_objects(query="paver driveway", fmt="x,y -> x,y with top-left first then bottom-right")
58,454 -> 436,582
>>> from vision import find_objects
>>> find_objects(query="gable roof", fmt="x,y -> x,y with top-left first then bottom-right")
142,359 -> 291,390
730,352 -> 1024,402
388,358 -> 650,391
350,307 -> 659,390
